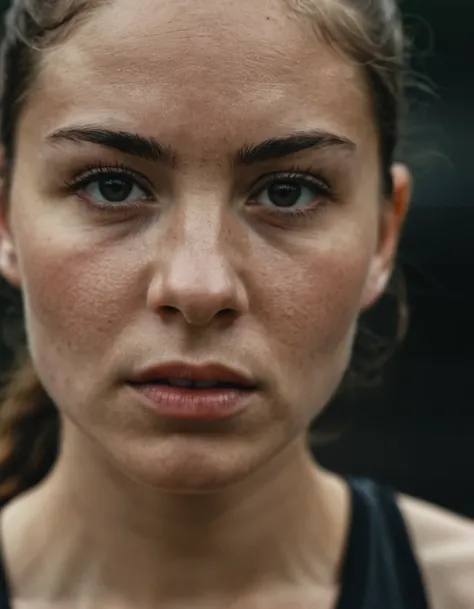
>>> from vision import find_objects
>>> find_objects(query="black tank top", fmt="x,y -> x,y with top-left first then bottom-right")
0,478 -> 430,609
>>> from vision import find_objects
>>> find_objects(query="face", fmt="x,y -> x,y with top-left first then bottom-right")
0,0 -> 409,491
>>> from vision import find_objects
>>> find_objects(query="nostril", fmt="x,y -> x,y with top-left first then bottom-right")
160,305 -> 179,315
155,303 -> 239,327
216,308 -> 238,319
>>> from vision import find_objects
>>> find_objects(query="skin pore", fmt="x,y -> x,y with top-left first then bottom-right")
0,0 -> 411,607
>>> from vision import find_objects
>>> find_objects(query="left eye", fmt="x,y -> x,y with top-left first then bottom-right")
82,174 -> 150,205
252,177 -> 327,211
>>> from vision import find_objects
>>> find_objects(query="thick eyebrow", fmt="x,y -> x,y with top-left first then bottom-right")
46,125 -> 355,168
46,126 -> 177,168
233,131 -> 356,166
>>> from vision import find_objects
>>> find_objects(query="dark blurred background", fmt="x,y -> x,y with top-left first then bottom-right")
0,0 -> 473,517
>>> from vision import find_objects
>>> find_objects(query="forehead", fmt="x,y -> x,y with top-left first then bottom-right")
25,0 -> 375,154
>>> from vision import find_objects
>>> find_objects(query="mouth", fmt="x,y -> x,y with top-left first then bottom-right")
129,361 -> 258,389
128,362 -> 259,420
131,378 -> 255,390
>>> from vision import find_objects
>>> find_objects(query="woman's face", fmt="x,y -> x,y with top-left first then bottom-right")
0,0 -> 408,491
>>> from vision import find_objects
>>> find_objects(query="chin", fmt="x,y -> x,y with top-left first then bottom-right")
111,434 -> 275,494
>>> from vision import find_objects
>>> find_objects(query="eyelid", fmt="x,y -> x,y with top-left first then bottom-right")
65,163 -> 155,197
249,169 -> 332,198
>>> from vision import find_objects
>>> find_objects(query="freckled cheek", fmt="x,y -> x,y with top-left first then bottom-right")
17,234 -> 145,364
256,247 -> 370,366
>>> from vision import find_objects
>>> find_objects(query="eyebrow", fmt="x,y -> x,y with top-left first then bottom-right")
47,126 -> 177,168
46,126 -> 356,167
234,131 -> 356,166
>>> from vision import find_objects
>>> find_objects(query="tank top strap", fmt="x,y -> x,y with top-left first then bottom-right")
0,501 -> 11,609
336,477 -> 430,609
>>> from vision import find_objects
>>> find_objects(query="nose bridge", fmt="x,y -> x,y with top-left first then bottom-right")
148,198 -> 247,325
176,201 -> 229,275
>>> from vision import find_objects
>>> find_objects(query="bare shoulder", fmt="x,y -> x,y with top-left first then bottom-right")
398,494 -> 474,609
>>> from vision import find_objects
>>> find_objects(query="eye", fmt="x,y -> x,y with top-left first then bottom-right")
82,173 -> 151,205
66,165 -> 154,208
250,172 -> 331,214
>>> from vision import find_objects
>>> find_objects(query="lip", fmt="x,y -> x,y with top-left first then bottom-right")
128,362 -> 258,421
129,362 -> 257,388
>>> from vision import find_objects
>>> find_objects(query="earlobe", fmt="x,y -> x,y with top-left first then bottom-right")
361,259 -> 391,310
0,237 -> 21,288
0,150 -> 21,288
361,163 -> 412,310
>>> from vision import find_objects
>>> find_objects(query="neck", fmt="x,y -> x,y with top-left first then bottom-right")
2,430 -> 350,607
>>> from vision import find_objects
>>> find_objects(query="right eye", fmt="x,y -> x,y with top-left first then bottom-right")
86,174 -> 149,204
68,167 -> 154,208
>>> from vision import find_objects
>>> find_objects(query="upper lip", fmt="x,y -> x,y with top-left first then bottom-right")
129,362 -> 258,388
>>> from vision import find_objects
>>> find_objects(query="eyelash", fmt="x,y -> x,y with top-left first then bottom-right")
249,167 -> 332,218
64,162 -> 154,206
64,162 -> 333,218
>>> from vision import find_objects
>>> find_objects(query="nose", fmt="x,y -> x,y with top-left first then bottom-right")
146,221 -> 249,327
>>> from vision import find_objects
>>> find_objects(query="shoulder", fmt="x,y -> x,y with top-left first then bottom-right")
398,494 -> 474,609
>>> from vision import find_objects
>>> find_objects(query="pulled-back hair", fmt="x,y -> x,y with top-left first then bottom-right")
0,0 -> 410,501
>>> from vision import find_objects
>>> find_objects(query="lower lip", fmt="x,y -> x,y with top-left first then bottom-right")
129,383 -> 255,420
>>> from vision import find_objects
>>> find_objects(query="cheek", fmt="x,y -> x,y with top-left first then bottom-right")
269,257 -> 365,359
252,224 -> 374,394
15,221 -> 144,385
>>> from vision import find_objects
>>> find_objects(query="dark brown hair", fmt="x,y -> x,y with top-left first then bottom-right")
0,0 -> 410,501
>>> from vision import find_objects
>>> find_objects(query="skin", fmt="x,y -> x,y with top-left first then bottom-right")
400,497 -> 474,609
0,0 -> 471,607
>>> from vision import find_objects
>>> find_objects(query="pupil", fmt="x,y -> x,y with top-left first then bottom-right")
99,177 -> 133,202
268,182 -> 301,207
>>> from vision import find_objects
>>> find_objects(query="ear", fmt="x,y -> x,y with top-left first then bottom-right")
0,148 -> 22,288
361,164 -> 412,309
